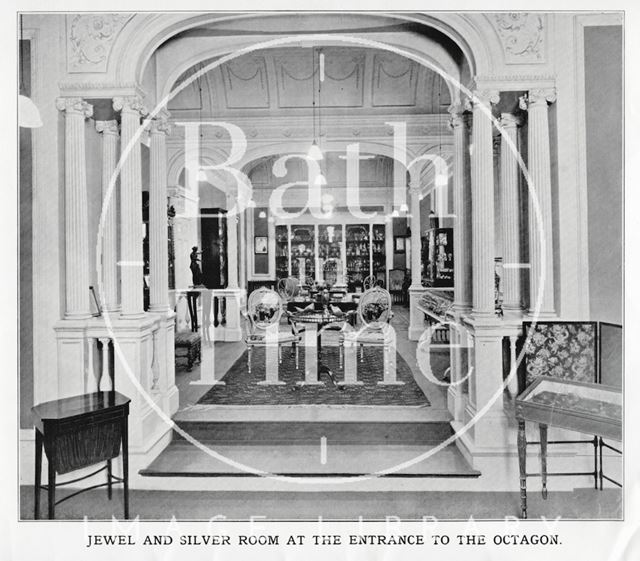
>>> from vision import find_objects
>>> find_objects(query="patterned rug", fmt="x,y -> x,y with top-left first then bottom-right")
196,346 -> 431,406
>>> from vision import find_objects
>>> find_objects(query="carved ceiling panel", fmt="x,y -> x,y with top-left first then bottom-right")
317,50 -> 365,108
220,56 -> 270,109
274,51 -> 315,108
372,53 -> 418,107
170,47 -> 451,114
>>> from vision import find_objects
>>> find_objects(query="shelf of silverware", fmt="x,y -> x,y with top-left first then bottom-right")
371,224 -> 386,287
275,225 -> 290,282
345,224 -> 370,291
290,225 -> 315,280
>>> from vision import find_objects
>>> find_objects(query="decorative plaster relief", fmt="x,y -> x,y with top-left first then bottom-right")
491,13 -> 546,64
67,14 -> 132,73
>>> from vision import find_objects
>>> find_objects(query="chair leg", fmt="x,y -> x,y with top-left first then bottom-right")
339,341 -> 343,370
360,344 -> 364,363
278,345 -> 282,364
294,343 -> 299,370
248,347 -> 252,374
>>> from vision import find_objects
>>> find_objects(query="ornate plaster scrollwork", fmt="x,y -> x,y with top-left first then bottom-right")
113,95 -> 148,117
67,14 -> 132,73
55,97 -> 93,118
491,13 -> 546,64
518,88 -> 557,110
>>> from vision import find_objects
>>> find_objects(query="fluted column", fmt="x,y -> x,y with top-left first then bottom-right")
226,190 -> 239,289
148,111 -> 172,313
238,209 -> 246,290
409,181 -> 422,288
520,89 -> 556,317
448,105 -> 472,311
499,113 -> 523,314
95,120 -> 120,312
56,97 -> 93,318
113,96 -> 148,318
468,90 -> 500,317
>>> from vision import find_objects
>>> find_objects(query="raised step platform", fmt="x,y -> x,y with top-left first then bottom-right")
171,420 -> 455,445
140,441 -> 480,478
140,413 -> 479,479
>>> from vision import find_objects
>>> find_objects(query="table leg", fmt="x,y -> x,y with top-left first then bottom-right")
122,418 -> 129,520
539,423 -> 548,499
34,429 -> 42,520
107,459 -> 113,500
517,419 -> 527,518
594,436 -> 600,490
599,437 -> 604,491
47,448 -> 56,520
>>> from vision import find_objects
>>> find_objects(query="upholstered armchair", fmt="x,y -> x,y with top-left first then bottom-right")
242,287 -> 302,376
338,286 -> 400,385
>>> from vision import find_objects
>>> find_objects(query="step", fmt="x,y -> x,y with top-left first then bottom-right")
172,420 -> 454,445
140,441 -> 480,478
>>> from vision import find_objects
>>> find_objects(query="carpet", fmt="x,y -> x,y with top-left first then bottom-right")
196,346 -> 430,406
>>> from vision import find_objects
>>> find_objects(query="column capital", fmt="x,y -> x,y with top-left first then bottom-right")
146,109 -> 173,135
519,88 -> 557,110
499,112 -> 522,129
113,95 -> 148,117
95,119 -> 119,135
447,103 -> 466,129
465,90 -> 500,111
56,97 -> 93,118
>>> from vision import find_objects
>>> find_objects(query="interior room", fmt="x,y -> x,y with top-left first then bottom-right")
18,11 -> 623,521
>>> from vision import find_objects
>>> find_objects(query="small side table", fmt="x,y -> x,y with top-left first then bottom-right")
31,391 -> 130,520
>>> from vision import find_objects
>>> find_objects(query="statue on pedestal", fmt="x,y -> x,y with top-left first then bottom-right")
190,246 -> 203,287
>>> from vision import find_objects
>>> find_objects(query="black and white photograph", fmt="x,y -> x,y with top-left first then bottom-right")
9,4 -> 636,561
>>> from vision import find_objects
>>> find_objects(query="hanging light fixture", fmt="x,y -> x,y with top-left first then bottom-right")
399,203 -> 409,213
196,63 -> 208,182
307,48 -> 323,161
314,172 -> 327,187
18,15 -> 42,128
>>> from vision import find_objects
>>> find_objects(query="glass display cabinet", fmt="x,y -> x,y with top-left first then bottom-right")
290,226 -> 315,281
275,224 -> 290,282
515,377 -> 622,518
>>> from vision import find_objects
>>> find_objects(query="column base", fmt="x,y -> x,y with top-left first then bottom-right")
451,303 -> 472,314
119,312 -> 147,321
470,309 -> 497,320
64,311 -> 93,320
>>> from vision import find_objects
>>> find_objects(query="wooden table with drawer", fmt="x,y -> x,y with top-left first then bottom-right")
31,391 -> 130,519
